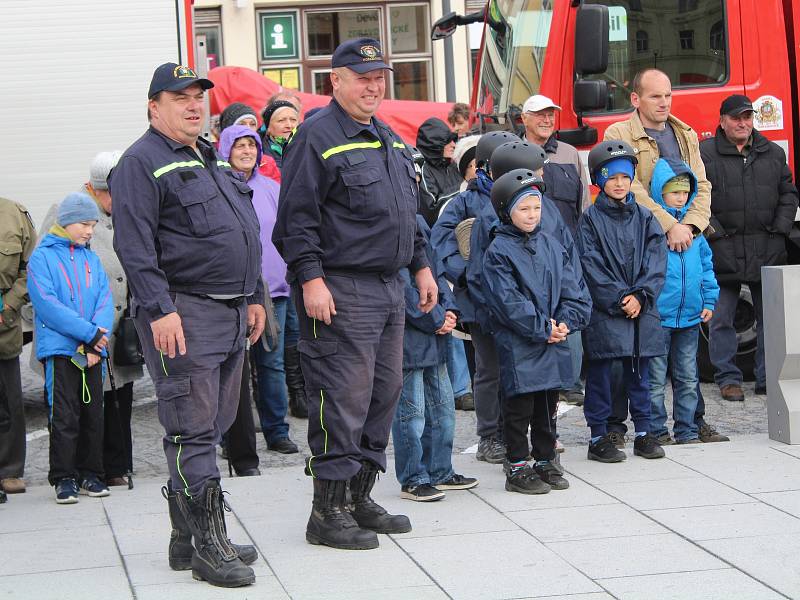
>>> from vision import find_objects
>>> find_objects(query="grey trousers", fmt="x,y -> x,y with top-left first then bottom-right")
470,323 -> 502,440
0,357 -> 25,479
135,293 -> 246,497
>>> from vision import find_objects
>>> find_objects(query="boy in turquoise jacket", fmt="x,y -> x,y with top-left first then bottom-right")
27,193 -> 114,504
648,159 -> 719,444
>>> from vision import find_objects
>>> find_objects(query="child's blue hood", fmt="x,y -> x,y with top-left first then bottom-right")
649,158 -> 698,219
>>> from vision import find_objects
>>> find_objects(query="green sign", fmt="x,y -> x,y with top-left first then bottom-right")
260,12 -> 298,60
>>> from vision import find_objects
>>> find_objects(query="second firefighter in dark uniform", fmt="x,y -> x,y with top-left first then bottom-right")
273,37 -> 438,550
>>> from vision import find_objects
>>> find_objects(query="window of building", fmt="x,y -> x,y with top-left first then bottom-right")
257,3 -> 433,101
583,0 -> 727,112
679,29 -> 694,50
195,8 -> 223,71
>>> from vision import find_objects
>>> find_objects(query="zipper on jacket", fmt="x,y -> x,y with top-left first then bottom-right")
676,252 -> 686,327
70,245 -> 85,317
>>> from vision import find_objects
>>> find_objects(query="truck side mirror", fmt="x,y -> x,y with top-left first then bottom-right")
431,12 -> 459,40
574,80 -> 607,112
574,4 -> 609,75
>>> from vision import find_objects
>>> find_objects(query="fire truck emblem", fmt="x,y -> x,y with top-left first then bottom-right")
753,95 -> 783,131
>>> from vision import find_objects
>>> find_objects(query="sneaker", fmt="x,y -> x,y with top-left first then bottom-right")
80,476 -> 110,497
55,478 -> 80,504
504,464 -> 551,495
267,437 -> 299,454
698,422 -> 729,443
564,390 -> 584,406
454,392 -> 475,411
655,433 -> 675,446
401,483 -> 445,502
476,437 -> 506,464
554,439 -> 565,453
720,383 -> 745,402
607,431 -> 626,449
675,437 -> 702,444
434,474 -> 478,491
754,384 -> 767,395
633,434 -> 665,459
588,436 -> 626,463
534,461 -> 569,490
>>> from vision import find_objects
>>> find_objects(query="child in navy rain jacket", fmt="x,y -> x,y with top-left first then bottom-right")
648,159 -> 719,444
576,141 -> 667,464
483,170 -> 591,495
27,193 -> 114,504
392,216 -> 478,501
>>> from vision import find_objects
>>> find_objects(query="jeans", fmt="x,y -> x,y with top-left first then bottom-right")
391,363 -> 456,487
649,326 -> 700,442
284,294 -> 300,346
250,296 -> 290,444
709,282 -> 765,387
565,331 -> 583,391
446,335 -> 472,398
585,357 -> 651,438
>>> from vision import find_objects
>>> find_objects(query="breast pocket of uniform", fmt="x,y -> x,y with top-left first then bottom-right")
0,237 -> 22,278
341,166 -> 388,219
175,181 -> 233,237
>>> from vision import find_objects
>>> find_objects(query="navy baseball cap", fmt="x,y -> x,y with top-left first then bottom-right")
720,94 -> 754,116
331,38 -> 392,73
148,62 -> 214,99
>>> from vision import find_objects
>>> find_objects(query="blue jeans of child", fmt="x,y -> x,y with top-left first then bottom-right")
250,296 -> 291,444
649,326 -> 700,442
391,363 -> 456,488
585,357 -> 651,438
446,335 -> 472,398
565,331 -> 584,391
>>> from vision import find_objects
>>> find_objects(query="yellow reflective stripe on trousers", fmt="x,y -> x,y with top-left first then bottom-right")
321,141 -> 382,160
152,160 -> 204,178
307,318 -> 329,477
174,435 -> 191,496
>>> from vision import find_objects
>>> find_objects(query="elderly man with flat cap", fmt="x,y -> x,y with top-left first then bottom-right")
273,38 -> 438,550
109,63 -> 266,588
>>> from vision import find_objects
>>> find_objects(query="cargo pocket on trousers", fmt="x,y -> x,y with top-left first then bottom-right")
155,375 -> 192,437
298,339 -> 338,391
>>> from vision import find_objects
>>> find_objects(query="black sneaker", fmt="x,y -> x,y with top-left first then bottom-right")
476,437 -> 506,464
80,476 -> 110,497
534,461 -> 569,490
698,422 -> 730,443
434,474 -> 478,491
588,436 -> 626,463
607,431 -> 626,449
56,478 -> 80,504
633,434 -> 666,459
504,464 -> 551,495
267,438 -> 299,454
401,483 -> 445,502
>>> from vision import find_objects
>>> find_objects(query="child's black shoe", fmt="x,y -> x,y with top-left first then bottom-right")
534,461 -> 569,490
588,436 -> 627,463
633,433 -> 666,459
504,464 -> 551,495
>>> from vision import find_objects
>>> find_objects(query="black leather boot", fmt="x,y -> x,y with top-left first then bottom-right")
306,478 -> 379,549
173,481 -> 255,587
284,345 -> 308,418
163,481 -> 258,570
349,462 -> 412,534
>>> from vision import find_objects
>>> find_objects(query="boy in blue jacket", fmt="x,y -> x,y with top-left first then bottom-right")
577,141 -> 667,463
27,193 -> 114,504
392,216 -> 478,501
483,170 -> 591,494
648,159 -> 719,444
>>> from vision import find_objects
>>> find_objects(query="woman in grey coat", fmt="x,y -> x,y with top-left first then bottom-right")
35,151 -> 143,486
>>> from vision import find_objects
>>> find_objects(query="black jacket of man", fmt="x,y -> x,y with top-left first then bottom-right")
416,118 -> 462,226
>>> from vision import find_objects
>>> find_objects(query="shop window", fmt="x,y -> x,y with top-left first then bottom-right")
313,70 -> 334,95
195,8 -> 223,70
389,5 -> 429,54
306,9 -> 381,57
392,60 -> 431,100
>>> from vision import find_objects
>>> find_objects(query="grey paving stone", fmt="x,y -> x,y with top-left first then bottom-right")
0,566 -> 133,600
0,483 -> 108,534
397,529 -> 600,600
596,476 -> 755,511
598,568 -> 785,600
517,595 -> 616,600
699,534 -> 800,599
546,533 -> 726,579
509,503 -> 668,543
753,489 -> 800,517
134,580 -> 286,600
560,447 -> 703,485
644,502 -> 800,541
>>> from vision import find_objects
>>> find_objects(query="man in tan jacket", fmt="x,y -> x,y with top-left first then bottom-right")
604,68 -> 711,252
602,68 -> 728,445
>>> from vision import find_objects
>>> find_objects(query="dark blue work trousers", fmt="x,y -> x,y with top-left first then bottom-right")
135,292 -> 246,498
294,272 -> 405,481
585,357 -> 652,438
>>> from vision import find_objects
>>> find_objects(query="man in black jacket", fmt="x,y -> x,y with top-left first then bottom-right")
701,95 -> 798,400
416,117 -> 463,226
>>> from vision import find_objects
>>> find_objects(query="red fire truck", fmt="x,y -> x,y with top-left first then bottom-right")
433,0 -> 800,379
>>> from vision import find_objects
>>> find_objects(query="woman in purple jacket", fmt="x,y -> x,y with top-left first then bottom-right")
220,125 -> 300,461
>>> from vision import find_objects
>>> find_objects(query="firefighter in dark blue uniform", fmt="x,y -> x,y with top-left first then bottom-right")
273,38 -> 438,550
109,63 -> 265,588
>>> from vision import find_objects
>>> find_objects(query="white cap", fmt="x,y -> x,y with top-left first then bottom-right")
522,95 -> 561,113
89,150 -> 122,190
